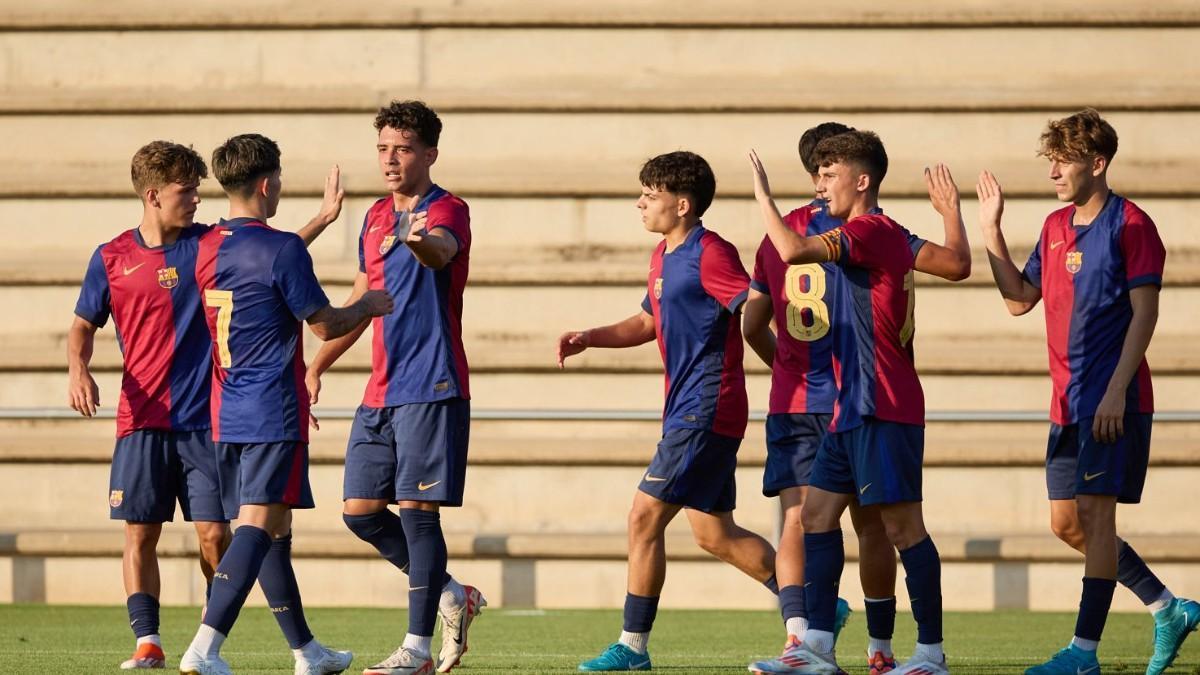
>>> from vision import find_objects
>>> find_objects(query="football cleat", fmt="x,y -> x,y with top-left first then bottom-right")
1024,645 -> 1098,675
362,646 -> 433,675
833,598 -> 852,644
1147,597 -> 1200,675
121,642 -> 166,669
868,650 -> 898,675
436,585 -> 487,672
747,642 -> 843,675
295,643 -> 353,675
177,648 -> 233,675
892,654 -> 949,675
578,643 -> 652,671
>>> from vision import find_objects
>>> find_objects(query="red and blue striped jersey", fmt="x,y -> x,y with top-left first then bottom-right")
358,186 -> 471,407
1021,194 -> 1165,425
641,225 -> 749,438
752,201 -> 926,417
195,218 -> 329,443
75,225 -> 214,437
821,214 -> 924,432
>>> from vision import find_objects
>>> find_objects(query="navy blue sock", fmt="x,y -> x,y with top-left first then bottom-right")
400,509 -> 448,636
622,593 -> 660,633
900,536 -> 943,645
779,585 -> 807,622
202,525 -> 273,637
257,534 -> 314,649
802,530 -> 844,632
126,592 -> 160,638
205,581 -> 212,604
1074,577 -> 1117,641
1117,540 -> 1166,605
864,596 -> 897,640
763,574 -> 780,595
344,510 -> 411,574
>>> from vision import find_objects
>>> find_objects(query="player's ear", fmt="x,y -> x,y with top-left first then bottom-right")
145,187 -> 161,209
675,194 -> 692,219
1091,154 -> 1108,177
425,146 -> 439,167
256,175 -> 271,198
856,172 -> 872,194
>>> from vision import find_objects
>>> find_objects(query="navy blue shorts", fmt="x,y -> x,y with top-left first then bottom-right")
215,441 -> 315,519
343,399 -> 470,506
1045,414 -> 1152,504
108,429 -> 226,523
763,413 -> 831,496
809,418 -> 924,506
639,428 -> 740,513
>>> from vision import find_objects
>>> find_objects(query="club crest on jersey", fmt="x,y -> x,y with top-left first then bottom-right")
653,277 -> 664,299
109,490 -> 123,508
156,266 -> 179,289
1065,251 -> 1083,274
379,235 -> 397,255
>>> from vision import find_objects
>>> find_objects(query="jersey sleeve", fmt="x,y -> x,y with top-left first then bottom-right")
426,197 -> 471,258
74,246 -> 111,327
750,235 -> 771,294
899,225 -> 928,258
641,293 -> 653,314
1120,210 -> 1166,289
357,212 -> 370,273
834,217 -> 895,269
699,237 -> 750,313
1021,230 -> 1045,290
272,235 -> 330,322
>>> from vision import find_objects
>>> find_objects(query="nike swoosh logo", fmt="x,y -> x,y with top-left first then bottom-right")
1050,240 -> 1066,250
1083,471 -> 1106,481
859,483 -> 872,494
418,481 -> 441,491
123,263 -> 145,275
408,586 -> 428,592
643,474 -> 667,482
630,660 -> 650,669
1077,666 -> 1098,675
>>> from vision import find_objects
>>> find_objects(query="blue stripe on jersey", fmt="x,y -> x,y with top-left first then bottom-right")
163,227 -> 211,430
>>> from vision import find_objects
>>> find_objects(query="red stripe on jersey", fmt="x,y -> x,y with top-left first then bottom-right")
194,226 -> 226,439
1041,218 -> 1078,425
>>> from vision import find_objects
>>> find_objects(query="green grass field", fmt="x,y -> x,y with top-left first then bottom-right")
0,606 -> 1197,674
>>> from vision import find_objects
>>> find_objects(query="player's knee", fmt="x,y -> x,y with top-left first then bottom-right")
1074,499 -> 1117,537
126,525 -> 161,552
343,511 -> 384,541
1049,512 -> 1083,546
691,528 -> 728,557
800,506 -> 836,533
195,525 -> 228,558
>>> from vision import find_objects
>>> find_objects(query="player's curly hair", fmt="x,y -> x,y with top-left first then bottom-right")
130,141 -> 208,196
811,130 -> 889,189
638,151 -> 717,218
799,122 -> 855,175
374,100 -> 443,147
211,134 -> 281,196
1038,108 -> 1118,163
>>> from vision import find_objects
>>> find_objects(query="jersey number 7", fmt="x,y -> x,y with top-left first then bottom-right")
204,289 -> 234,368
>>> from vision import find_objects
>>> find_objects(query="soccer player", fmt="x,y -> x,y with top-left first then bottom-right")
976,109 -> 1198,675
67,140 -> 344,670
746,131 -> 949,674
744,124 -> 970,675
305,100 -> 483,675
559,151 -> 779,672
177,134 -> 393,675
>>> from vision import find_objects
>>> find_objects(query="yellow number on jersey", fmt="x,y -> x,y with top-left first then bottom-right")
784,264 -> 830,342
204,289 -> 234,368
899,271 -> 916,347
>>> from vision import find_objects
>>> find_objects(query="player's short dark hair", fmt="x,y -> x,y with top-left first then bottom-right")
1038,108 -> 1118,163
811,130 -> 889,188
374,100 -> 442,147
130,141 -> 207,196
799,122 -> 855,175
211,134 -> 281,196
639,151 -> 717,218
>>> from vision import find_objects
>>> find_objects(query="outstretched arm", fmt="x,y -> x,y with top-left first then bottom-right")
306,271 -> 372,405
557,311 -> 656,368
749,150 -> 836,265
295,165 -> 346,246
914,163 -> 972,281
306,288 -> 393,342
976,170 -> 1041,315
67,316 -> 100,417
742,289 -> 776,367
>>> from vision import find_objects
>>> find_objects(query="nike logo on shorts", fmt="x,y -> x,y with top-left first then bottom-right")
418,480 -> 442,491
860,483 -> 872,494
1083,471 -> 1106,482
643,474 -> 667,482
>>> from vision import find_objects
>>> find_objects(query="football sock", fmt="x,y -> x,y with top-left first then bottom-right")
189,624 -> 225,658
623,592 -> 659,635
126,592 -> 160,638
205,581 -> 213,603
400,509 -> 448,637
802,530 -> 844,634
402,633 -> 433,658
202,525 -> 272,637
1149,588 -> 1176,615
619,630 -> 649,655
344,510 -> 411,574
803,629 -> 834,654
294,638 -> 325,662
1071,636 -> 1099,651
763,573 -> 780,595
441,575 -> 467,608
785,617 -> 808,639
864,596 -> 897,641
779,584 -> 807,622
257,533 -> 314,649
136,634 -> 162,648
1074,577 -> 1116,642
868,637 -> 893,658
900,536 -> 944,646
1116,540 -> 1168,607
913,641 -> 945,663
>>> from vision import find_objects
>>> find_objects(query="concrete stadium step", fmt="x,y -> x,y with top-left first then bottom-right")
5,370 -> 1200,412
2,458 -> 1197,535
2,112 -> 1198,199
3,28 -> 1197,113
4,529 -> 1200,610
10,284 -> 1200,374
2,196 -> 1199,286
7,0 -> 1197,28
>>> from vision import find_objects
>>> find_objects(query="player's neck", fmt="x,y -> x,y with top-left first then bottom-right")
662,218 -> 700,252
846,195 -> 880,221
226,199 -> 269,223
392,178 -> 434,211
137,216 -> 181,248
1072,184 -> 1110,226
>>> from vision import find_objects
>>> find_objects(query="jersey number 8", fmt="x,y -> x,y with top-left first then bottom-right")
784,264 -> 830,342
